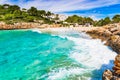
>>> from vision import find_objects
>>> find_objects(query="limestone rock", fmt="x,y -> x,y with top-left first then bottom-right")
102,54 -> 120,80
0,22 -> 61,30
102,69 -> 113,80
107,35 -> 120,53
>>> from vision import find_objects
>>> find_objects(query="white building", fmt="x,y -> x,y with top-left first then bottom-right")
48,14 -> 68,21
58,14 -> 68,21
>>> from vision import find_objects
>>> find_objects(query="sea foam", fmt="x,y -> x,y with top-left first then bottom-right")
32,28 -> 42,33
0,29 -> 117,80
44,28 -> 117,80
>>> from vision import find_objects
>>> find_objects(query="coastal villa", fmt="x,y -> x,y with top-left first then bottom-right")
48,14 -> 68,23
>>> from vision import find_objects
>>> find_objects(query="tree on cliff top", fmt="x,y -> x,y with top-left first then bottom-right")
112,15 -> 120,23
65,15 -> 80,23
8,5 -> 20,13
95,17 -> 111,26
103,17 -> 111,25
27,7 -> 37,16
65,15 -> 94,25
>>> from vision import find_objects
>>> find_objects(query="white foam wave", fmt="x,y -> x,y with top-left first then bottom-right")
37,28 -> 117,79
47,67 -> 92,80
67,36 -> 117,69
32,28 -> 42,33
39,28 -> 91,39
46,30 -> 117,79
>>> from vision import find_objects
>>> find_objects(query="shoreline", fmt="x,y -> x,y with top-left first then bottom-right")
0,25 -> 119,53
38,27 -> 119,53
1,26 -> 119,52
0,26 -> 117,80
39,26 -> 120,79
0,26 -> 120,79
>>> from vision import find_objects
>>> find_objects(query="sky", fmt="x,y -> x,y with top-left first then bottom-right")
0,0 -> 120,20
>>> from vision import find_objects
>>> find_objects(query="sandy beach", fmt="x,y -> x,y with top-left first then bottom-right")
39,27 -> 100,33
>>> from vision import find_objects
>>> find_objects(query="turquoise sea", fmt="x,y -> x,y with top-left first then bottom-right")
0,29 -> 117,80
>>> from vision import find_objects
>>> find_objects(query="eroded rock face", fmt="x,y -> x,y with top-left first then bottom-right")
86,23 -> 120,80
87,23 -> 120,53
86,28 -> 112,41
107,35 -> 120,53
113,54 -> 120,74
105,24 -> 120,53
87,28 -> 112,37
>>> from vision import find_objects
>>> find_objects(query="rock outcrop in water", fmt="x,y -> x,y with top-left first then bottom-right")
102,54 -> 120,80
87,23 -> 120,53
107,35 -> 120,53
86,23 -> 120,80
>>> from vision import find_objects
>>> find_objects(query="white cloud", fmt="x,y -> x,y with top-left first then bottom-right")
0,0 -> 12,4
0,0 -> 120,19
0,0 -> 120,13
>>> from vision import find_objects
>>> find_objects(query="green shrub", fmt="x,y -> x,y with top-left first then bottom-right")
25,16 -> 35,22
4,14 -> 14,20
5,20 -> 14,25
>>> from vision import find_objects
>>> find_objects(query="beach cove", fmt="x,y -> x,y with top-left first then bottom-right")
0,28 -> 117,80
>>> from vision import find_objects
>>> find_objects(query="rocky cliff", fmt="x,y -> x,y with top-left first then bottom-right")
87,23 -> 120,53
86,23 -> 120,80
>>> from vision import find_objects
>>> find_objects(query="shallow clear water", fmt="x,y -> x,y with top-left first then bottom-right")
0,29 -> 117,80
